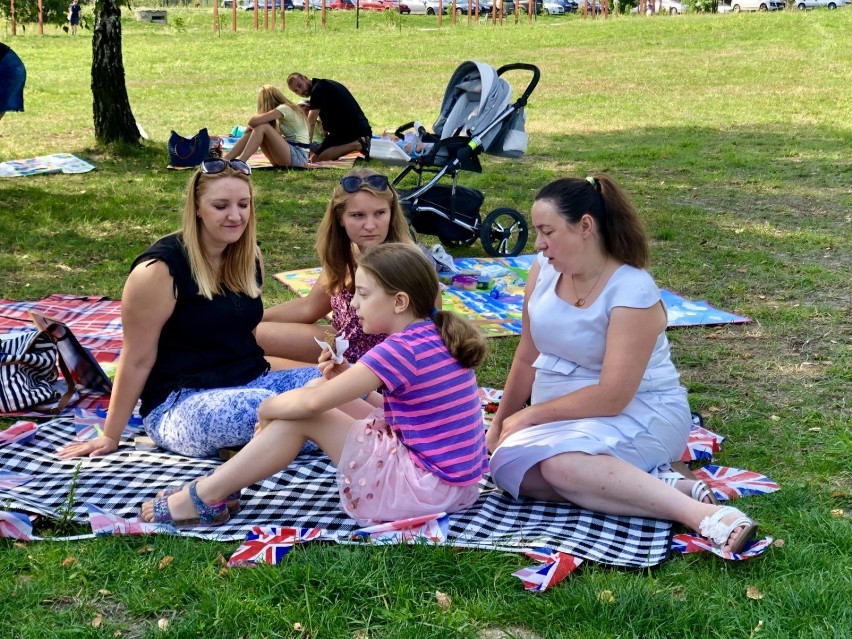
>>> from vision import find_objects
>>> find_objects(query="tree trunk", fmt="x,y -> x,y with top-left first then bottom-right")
91,0 -> 139,145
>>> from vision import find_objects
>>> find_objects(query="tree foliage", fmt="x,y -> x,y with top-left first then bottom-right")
1,0 -> 92,31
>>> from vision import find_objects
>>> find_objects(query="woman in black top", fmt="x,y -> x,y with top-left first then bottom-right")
59,160 -> 319,459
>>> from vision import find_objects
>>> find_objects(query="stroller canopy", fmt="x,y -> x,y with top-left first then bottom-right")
432,61 -> 516,156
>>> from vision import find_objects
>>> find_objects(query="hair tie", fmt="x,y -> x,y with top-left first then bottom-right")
429,308 -> 439,319
586,176 -> 598,190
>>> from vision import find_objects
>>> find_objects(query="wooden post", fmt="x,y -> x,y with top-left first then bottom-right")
527,0 -> 532,23
438,0 -> 442,25
232,2 -> 237,31
281,3 -> 286,30
264,3 -> 269,28
322,0 -> 327,29
213,1 -> 219,32
451,0 -> 456,23
254,3 -> 259,28
38,0 -> 43,34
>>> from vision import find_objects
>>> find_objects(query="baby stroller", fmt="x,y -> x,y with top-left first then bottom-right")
392,61 -> 540,257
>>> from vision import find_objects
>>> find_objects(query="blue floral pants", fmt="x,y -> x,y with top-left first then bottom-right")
144,367 -> 321,458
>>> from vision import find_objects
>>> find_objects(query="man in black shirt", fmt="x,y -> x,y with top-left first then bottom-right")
287,72 -> 372,162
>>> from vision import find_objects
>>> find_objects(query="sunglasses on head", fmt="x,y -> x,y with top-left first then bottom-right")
200,159 -> 252,176
339,174 -> 389,194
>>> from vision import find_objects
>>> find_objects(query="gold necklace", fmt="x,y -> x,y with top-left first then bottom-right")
571,266 -> 607,307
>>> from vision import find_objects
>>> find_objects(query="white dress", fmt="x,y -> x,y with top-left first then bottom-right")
489,254 -> 692,499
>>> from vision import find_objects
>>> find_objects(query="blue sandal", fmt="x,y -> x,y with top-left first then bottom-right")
148,482 -> 230,529
158,473 -> 241,514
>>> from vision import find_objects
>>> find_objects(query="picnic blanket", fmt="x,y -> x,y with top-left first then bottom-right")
0,153 -> 96,178
0,418 -> 673,568
219,135 -> 360,171
0,295 -> 122,417
274,255 -> 752,338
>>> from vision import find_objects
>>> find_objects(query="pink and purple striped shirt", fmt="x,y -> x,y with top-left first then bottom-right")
359,321 -> 487,486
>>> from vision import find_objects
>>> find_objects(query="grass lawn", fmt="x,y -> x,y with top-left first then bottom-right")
1,8 -> 851,638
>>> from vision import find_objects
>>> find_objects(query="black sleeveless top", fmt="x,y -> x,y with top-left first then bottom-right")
132,233 -> 268,417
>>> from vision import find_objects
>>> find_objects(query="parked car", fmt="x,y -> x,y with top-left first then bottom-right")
452,0 -> 493,13
793,0 -> 843,7
291,0 -> 324,9
542,0 -> 565,12
631,0 -> 686,13
243,0 -> 295,9
501,0 -> 544,12
555,0 -> 578,12
727,0 -> 784,9
404,0 -> 448,13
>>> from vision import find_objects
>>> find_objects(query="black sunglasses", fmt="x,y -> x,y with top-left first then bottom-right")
339,174 -> 389,193
200,159 -> 252,176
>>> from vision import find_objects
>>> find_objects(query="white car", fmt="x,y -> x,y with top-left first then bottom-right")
542,0 -> 565,12
793,0 -> 843,7
631,0 -> 686,12
405,0 -> 448,12
725,0 -> 784,9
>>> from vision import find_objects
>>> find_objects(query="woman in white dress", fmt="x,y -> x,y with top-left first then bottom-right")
488,175 -> 757,554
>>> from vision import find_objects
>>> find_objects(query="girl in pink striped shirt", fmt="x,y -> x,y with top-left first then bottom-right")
141,243 -> 488,527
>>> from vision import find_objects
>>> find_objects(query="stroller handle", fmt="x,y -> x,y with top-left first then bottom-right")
496,63 -> 541,110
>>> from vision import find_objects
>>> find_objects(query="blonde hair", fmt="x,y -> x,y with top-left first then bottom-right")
181,166 -> 261,300
358,244 -> 487,369
316,168 -> 414,295
258,84 -> 307,130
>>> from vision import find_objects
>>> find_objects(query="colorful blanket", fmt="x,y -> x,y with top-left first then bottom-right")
0,418 -> 673,569
274,255 -> 751,338
0,153 -> 96,178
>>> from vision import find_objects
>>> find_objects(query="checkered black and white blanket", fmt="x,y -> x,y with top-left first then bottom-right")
0,419 -> 673,568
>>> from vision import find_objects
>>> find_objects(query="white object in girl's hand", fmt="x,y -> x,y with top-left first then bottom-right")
313,336 -> 350,365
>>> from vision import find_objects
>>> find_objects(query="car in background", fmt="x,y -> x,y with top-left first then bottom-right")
542,0 -> 566,12
243,0 -> 295,9
727,0 -> 784,9
292,0 -> 324,9
405,0 -> 448,13
452,0 -> 493,14
500,0 -> 544,13
631,0 -> 686,13
793,0 -> 843,7
555,0 -> 578,11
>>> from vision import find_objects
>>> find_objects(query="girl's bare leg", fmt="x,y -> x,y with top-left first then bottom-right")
256,321 -> 327,363
140,408 -> 353,522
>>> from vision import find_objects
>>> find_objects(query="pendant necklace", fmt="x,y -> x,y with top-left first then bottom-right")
571,266 -> 607,307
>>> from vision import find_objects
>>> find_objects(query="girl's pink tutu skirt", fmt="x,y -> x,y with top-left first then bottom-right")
337,409 -> 480,525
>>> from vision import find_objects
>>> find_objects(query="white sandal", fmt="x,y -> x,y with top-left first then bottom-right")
660,472 -> 720,505
699,506 -> 758,554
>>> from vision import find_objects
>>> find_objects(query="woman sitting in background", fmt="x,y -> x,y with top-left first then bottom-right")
225,85 -> 311,168
257,168 -> 419,365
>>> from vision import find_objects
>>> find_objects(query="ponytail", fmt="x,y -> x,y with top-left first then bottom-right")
357,243 -> 487,370
432,310 -> 487,369
535,174 -> 649,268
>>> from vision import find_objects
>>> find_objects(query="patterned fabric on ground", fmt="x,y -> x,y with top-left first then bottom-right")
0,154 -> 96,178
0,419 -> 673,568
274,255 -> 751,338
0,295 -> 121,416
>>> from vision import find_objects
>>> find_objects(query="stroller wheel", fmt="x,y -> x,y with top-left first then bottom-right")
480,207 -> 528,257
